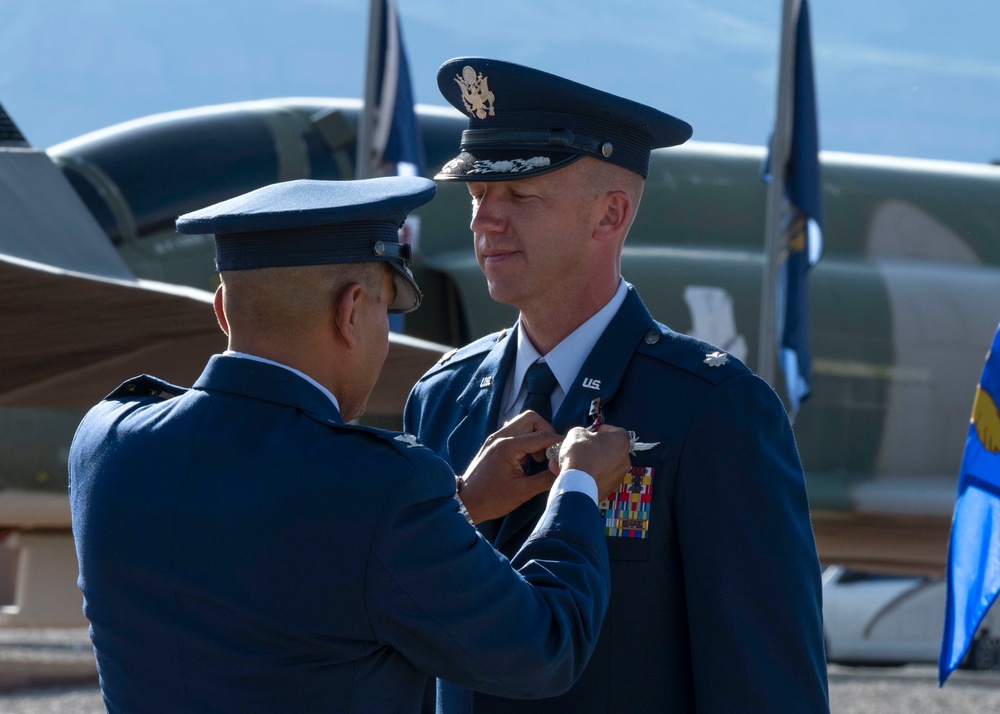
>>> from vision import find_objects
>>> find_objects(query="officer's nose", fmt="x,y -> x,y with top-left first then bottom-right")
470,192 -> 505,235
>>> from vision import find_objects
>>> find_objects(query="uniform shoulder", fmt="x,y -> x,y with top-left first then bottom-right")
105,375 -> 188,401
334,422 -> 449,469
418,327 -> 511,378
636,324 -> 752,386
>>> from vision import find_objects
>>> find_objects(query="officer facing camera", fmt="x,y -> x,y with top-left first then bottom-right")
406,58 -> 830,713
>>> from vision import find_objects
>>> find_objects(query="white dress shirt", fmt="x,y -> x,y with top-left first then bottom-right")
499,278 -> 628,426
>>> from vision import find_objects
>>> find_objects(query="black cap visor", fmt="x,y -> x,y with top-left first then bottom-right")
388,263 -> 422,313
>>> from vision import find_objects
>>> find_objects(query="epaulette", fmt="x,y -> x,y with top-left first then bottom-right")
636,325 -> 751,385
423,328 -> 510,373
335,421 -> 435,462
436,347 -> 459,365
106,375 -> 188,401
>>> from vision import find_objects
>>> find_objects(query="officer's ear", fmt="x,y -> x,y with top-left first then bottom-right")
593,190 -> 632,243
213,285 -> 229,336
333,282 -> 364,348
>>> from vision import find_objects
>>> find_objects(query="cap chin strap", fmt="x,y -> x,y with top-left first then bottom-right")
372,240 -> 411,266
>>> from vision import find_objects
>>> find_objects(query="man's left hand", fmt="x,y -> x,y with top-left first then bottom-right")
458,411 -> 561,524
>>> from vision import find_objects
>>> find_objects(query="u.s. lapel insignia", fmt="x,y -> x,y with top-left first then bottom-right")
704,350 -> 729,367
455,65 -> 496,119
628,430 -> 660,455
601,467 -> 654,539
394,433 -> 422,448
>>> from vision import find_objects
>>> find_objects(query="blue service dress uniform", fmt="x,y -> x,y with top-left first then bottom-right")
69,354 -> 610,714
405,285 -> 830,713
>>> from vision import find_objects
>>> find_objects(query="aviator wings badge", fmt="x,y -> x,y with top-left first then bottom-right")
628,430 -> 660,456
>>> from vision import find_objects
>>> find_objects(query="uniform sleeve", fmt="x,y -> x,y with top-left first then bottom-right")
401,382 -> 419,435
364,452 -> 610,699
675,373 -> 830,713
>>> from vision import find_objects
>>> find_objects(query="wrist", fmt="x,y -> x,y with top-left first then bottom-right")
551,469 -> 599,507
454,476 -> 475,525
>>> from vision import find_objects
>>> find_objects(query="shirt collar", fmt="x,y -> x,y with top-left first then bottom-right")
222,351 -> 341,412
502,278 -> 628,416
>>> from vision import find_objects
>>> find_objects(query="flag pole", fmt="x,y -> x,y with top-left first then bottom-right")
356,0 -> 384,180
757,0 -> 799,387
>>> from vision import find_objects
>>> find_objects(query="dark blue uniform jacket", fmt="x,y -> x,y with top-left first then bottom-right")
69,355 -> 610,713
405,285 -> 830,713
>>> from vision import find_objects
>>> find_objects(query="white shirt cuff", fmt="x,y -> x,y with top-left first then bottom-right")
547,468 -> 599,508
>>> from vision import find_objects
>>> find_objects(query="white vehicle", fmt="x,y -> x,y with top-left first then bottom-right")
822,565 -> 1000,670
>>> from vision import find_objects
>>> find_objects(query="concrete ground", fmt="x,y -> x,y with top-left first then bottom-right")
1,627 -> 999,713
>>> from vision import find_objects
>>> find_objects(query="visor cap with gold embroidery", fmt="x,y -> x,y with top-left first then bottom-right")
176,177 -> 435,313
435,57 -> 692,181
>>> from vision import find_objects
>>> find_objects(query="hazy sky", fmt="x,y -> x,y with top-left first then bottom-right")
2,0 -> 998,163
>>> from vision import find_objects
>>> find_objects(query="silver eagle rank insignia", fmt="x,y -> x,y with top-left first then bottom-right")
394,433 -> 422,448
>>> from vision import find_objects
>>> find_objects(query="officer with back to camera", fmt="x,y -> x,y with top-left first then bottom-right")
69,175 -> 633,713
405,58 -> 830,713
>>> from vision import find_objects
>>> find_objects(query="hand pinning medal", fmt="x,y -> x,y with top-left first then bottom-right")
544,397 -> 659,461
545,398 -> 606,461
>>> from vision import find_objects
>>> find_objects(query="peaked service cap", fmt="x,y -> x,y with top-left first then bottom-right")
176,177 -> 435,313
435,57 -> 692,181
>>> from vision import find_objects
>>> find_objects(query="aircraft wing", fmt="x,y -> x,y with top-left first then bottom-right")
0,147 -> 134,279
0,253 -> 446,416
0,142 -> 446,417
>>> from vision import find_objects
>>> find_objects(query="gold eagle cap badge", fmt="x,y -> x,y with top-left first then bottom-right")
455,65 -> 496,120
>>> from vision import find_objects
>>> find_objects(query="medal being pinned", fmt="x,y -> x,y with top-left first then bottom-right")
545,398 -> 606,461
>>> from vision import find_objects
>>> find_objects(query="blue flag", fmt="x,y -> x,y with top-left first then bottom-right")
940,323 -> 1000,684
372,0 -> 424,176
764,0 -> 823,415
371,0 -> 423,332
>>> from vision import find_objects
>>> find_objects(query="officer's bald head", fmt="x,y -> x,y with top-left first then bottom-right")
219,263 -> 388,345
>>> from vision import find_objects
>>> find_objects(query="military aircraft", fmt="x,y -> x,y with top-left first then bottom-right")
2,97 -> 999,623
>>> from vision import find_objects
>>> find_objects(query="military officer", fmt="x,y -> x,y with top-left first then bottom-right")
404,58 -> 830,712
69,176 -> 632,713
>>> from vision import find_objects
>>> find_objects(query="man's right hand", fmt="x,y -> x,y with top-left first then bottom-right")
554,426 -> 632,500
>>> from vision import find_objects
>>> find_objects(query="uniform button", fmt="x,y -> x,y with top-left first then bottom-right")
644,330 -> 660,345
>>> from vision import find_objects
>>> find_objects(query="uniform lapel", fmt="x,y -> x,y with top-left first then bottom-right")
445,328 -> 518,475
553,287 -> 655,434
492,288 -> 656,553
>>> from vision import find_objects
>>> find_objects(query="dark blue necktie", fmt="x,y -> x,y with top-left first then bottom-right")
521,360 -> 557,423
521,360 -> 557,474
